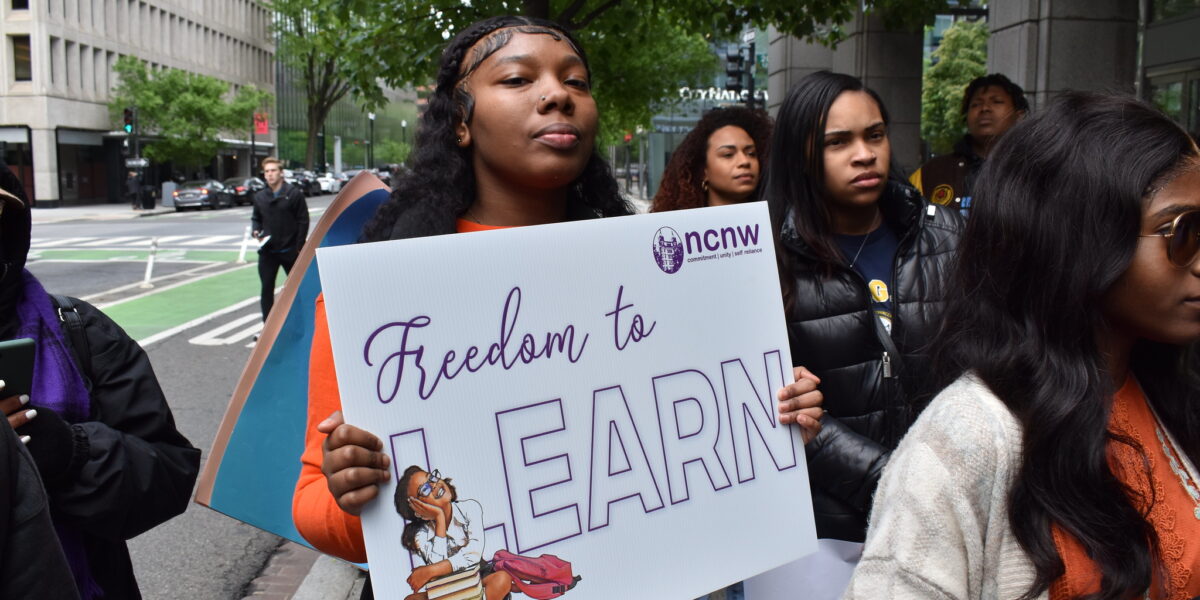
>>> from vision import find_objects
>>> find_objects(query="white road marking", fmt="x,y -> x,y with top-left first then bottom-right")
188,313 -> 262,346
178,235 -> 240,246
76,236 -> 143,247
31,237 -> 97,247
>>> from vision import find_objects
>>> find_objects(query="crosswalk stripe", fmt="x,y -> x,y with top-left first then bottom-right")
31,237 -> 97,247
178,235 -> 240,246
75,236 -> 144,247
31,234 -> 247,249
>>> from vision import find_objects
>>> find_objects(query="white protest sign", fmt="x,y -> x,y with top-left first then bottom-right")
318,202 -> 817,599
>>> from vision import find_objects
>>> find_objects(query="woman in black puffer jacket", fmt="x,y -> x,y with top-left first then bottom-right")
765,72 -> 962,544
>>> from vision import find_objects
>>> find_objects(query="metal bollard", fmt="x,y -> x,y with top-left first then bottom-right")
140,237 -> 158,288
237,225 -> 252,264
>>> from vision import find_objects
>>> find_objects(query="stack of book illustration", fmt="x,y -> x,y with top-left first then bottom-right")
425,565 -> 484,600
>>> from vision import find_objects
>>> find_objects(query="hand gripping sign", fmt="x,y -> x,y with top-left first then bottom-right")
318,202 -> 817,599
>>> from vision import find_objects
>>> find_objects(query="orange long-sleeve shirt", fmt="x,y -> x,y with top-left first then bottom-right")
292,294 -> 368,562
293,219 -> 506,563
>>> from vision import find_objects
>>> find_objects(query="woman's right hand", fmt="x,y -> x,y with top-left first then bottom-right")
1,383 -> 36,440
318,410 -> 391,516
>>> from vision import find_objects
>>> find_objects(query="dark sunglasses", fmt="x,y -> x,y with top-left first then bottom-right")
1140,210 -> 1200,268
417,469 -> 445,499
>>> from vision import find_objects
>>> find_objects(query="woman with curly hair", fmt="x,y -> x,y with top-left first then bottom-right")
846,93 -> 1200,598
651,106 -> 772,212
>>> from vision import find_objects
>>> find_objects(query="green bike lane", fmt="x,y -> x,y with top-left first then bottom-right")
38,248 -> 271,344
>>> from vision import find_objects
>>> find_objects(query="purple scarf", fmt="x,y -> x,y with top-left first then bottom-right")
13,270 -> 103,599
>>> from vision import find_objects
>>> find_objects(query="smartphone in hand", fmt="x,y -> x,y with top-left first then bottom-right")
0,338 -> 35,398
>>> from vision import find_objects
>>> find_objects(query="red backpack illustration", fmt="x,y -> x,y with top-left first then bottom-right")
490,550 -> 581,599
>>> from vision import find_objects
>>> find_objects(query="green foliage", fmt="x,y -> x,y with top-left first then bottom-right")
272,0 -> 949,161
109,56 -> 271,167
920,19 -> 988,155
374,139 -> 412,166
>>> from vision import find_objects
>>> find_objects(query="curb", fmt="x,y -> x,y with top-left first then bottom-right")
292,555 -> 365,600
240,541 -> 365,600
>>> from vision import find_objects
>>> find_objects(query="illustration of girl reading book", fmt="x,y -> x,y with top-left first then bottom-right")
395,466 -> 581,600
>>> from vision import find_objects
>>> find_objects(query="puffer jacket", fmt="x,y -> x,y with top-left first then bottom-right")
779,181 -> 962,542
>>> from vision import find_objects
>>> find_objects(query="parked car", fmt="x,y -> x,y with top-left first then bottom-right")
222,177 -> 266,206
296,169 -> 322,196
173,180 -> 234,210
316,172 -> 345,194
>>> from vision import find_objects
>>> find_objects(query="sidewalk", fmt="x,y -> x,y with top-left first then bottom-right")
31,203 -> 174,224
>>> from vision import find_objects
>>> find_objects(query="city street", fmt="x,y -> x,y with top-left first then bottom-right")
27,195 -> 337,599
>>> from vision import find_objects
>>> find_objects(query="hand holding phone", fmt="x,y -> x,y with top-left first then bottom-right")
1,338 -> 37,437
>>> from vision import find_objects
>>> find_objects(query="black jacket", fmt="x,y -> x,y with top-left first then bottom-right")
912,135 -> 983,216
252,182 -> 309,254
779,181 -> 962,542
46,299 -> 200,599
1,420 -> 80,600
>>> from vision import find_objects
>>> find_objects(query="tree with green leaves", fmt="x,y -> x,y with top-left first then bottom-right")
272,0 -> 951,167
920,19 -> 989,156
109,57 -> 272,167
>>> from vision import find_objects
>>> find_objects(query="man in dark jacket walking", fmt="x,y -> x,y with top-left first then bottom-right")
252,157 -> 309,321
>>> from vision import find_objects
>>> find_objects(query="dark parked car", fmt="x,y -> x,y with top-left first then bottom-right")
293,169 -> 322,196
173,179 -> 234,210
222,177 -> 266,206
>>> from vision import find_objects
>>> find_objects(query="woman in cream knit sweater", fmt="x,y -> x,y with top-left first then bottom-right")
846,93 -> 1200,599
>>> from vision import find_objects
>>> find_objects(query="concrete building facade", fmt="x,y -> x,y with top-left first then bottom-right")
767,15 -> 925,171
0,0 -> 274,206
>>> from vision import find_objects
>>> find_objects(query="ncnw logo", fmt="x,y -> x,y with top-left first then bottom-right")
684,224 -> 760,253
652,224 -> 761,274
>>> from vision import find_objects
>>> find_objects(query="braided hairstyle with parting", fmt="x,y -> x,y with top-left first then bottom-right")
360,15 -> 630,242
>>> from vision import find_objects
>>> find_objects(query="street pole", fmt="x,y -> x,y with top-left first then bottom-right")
132,106 -> 140,160
746,40 -> 756,110
250,114 -> 256,175
368,112 -> 376,168
742,29 -> 757,110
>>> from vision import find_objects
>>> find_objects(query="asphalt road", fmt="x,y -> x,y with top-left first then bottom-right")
27,194 -> 335,599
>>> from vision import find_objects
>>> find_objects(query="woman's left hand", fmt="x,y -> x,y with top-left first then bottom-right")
777,366 -> 823,444
407,564 -> 436,592
408,497 -> 440,521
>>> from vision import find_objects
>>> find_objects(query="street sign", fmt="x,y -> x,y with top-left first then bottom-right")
125,158 -> 149,168
254,113 -> 269,135
742,29 -> 756,44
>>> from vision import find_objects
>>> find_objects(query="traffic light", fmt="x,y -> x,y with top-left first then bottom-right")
725,45 -> 744,93
123,107 -> 135,134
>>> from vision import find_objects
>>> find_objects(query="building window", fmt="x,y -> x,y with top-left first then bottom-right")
11,36 -> 32,81
1152,0 -> 1200,21
12,0 -> 29,9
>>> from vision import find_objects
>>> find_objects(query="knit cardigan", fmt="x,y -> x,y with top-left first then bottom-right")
843,374 -> 1046,600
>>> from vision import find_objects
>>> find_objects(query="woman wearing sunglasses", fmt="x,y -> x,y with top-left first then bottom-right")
392,467 -> 511,600
845,93 -> 1200,598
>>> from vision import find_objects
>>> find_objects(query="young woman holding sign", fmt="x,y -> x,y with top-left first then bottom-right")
762,71 -> 962,576
292,15 -> 826,596
846,93 -> 1200,599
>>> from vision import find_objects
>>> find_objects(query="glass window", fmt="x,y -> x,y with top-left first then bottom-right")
1153,0 -> 1200,21
11,0 -> 29,9
11,36 -> 31,82
1151,80 -> 1185,124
